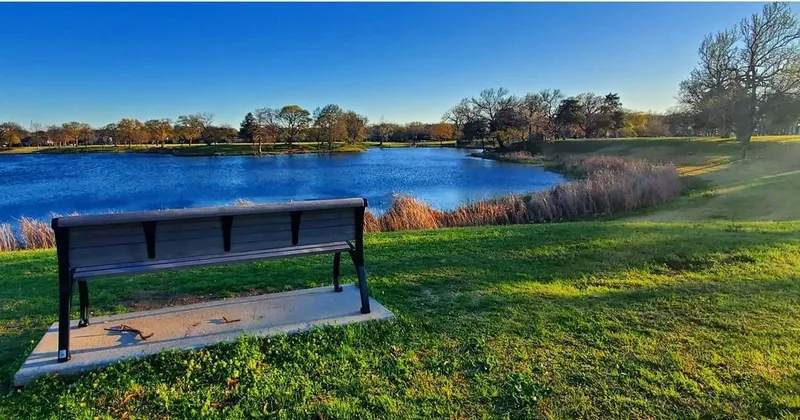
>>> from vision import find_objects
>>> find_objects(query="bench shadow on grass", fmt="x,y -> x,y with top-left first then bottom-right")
1,222 -> 798,389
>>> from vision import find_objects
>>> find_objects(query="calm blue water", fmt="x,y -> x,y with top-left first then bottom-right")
0,148 -> 564,222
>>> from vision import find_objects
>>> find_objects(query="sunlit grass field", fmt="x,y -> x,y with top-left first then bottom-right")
0,222 -> 799,418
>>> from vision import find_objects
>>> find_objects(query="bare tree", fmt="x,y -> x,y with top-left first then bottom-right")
253,108 -> 280,155
374,116 -> 393,146
29,121 -> 45,148
679,30 -> 738,137
732,2 -> 800,157
47,125 -> 66,147
199,113 -> 214,129
470,88 -> 518,130
682,2 -> 800,157
442,98 -> 474,141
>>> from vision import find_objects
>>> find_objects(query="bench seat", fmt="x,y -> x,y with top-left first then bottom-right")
74,241 -> 353,280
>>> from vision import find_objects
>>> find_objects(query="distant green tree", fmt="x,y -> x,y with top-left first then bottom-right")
239,112 -> 258,142
555,98 -> 582,139
278,105 -> 311,145
342,111 -> 369,143
601,93 -> 625,137
313,104 -> 344,149
462,118 -> 489,145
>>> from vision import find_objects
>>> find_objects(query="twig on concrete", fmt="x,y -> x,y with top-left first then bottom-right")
104,324 -> 154,341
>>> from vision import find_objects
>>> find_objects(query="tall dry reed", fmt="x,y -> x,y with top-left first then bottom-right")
19,217 -> 55,249
0,224 -> 19,252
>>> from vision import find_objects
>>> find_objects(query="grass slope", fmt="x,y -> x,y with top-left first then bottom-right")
1,222 -> 800,418
543,136 -> 800,221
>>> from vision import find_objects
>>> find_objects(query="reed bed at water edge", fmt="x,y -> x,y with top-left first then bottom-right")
367,155 -> 682,232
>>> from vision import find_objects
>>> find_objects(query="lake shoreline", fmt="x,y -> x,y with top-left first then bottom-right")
0,141 -> 471,157
0,143 -> 368,157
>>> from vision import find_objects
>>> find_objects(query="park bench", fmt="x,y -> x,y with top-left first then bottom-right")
51,197 -> 371,363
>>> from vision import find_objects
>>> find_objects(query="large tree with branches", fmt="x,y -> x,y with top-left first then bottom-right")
682,2 -> 800,157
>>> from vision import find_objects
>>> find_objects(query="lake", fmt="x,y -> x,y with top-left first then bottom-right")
0,147 -> 564,223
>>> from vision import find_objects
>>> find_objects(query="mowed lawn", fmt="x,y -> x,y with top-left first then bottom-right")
1,222 -> 799,418
545,135 -> 800,221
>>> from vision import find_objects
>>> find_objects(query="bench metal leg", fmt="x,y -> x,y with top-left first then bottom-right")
55,226 -> 73,363
78,281 -> 89,327
57,273 -> 73,363
348,250 -> 371,314
333,253 -> 343,292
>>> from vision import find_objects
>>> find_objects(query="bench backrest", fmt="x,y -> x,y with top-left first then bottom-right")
51,198 -> 368,269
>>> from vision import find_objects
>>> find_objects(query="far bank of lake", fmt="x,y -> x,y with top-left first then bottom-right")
0,147 -> 564,222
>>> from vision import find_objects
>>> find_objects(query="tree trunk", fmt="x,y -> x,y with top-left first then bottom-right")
736,130 -> 752,159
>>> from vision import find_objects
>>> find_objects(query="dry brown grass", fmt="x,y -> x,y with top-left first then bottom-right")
19,217 -> 55,249
366,156 -> 682,231
363,210 -> 381,233
376,195 -> 444,232
0,224 -> 19,252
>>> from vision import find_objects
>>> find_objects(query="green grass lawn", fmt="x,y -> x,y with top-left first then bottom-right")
1,221 -> 799,418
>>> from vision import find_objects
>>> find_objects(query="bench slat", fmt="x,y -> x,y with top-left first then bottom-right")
73,242 -> 352,280
73,241 -> 354,272
54,198 -> 366,228
68,214 -> 354,251
70,225 -> 355,267
70,243 -> 149,267
231,217 -> 352,236
231,225 -> 354,253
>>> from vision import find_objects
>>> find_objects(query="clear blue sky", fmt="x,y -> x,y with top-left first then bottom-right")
0,2 -> 780,128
